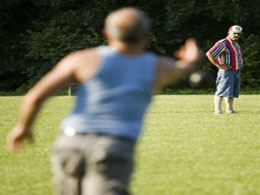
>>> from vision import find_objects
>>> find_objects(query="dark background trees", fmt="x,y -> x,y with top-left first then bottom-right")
1,0 -> 260,93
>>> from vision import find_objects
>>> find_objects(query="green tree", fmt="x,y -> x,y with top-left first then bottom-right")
0,0 -> 259,93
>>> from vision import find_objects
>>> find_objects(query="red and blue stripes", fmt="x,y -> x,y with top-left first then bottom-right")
207,37 -> 243,70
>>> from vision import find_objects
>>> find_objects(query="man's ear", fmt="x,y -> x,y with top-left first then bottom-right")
102,29 -> 108,40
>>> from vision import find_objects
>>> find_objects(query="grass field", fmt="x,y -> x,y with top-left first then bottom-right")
1,95 -> 260,195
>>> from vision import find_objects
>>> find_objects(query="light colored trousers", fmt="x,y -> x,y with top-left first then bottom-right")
51,133 -> 135,195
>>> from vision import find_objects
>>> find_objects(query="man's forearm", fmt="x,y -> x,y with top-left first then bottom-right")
17,93 -> 44,131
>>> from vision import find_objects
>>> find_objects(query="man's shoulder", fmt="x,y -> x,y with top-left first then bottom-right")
64,48 -> 100,64
61,48 -> 100,69
215,38 -> 227,45
71,47 -> 99,57
236,42 -> 242,48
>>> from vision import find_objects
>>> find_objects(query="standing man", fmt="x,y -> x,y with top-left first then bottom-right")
7,7 -> 200,195
206,25 -> 244,114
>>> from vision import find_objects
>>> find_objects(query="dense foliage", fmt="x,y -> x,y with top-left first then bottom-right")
1,0 -> 260,93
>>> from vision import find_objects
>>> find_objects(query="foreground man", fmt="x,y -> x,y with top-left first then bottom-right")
206,25 -> 244,114
7,7 -> 200,195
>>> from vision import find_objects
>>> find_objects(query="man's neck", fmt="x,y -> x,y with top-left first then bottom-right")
109,41 -> 145,56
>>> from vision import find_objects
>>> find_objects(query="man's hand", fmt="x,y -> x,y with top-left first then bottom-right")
217,64 -> 228,71
7,125 -> 34,153
175,38 -> 200,65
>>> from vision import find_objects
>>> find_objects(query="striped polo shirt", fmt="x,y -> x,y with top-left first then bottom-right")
207,37 -> 243,71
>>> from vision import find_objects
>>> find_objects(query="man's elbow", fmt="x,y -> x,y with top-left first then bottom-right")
205,52 -> 214,60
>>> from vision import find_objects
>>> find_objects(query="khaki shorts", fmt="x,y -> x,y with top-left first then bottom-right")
51,133 -> 135,195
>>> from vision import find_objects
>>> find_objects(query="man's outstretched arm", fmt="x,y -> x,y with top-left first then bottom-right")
154,38 -> 201,90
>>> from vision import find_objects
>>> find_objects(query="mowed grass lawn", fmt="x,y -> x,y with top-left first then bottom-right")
0,95 -> 260,195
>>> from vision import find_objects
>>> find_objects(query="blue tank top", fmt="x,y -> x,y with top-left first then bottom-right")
61,46 -> 157,140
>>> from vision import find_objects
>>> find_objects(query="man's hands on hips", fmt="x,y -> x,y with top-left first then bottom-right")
239,64 -> 244,70
217,64 -> 228,71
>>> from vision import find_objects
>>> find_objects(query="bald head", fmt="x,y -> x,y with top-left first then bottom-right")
105,7 -> 151,43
